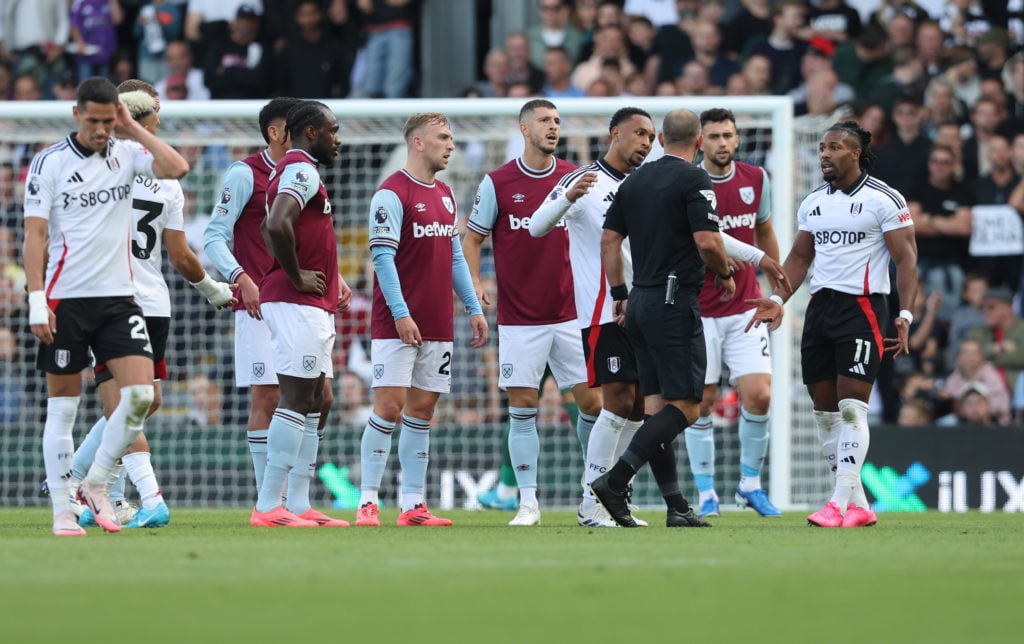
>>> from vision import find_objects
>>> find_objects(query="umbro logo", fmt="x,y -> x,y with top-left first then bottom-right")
66,172 -> 84,183
848,363 -> 866,375
840,456 -> 857,465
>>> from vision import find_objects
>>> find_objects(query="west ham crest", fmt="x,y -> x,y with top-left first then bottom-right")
501,364 -> 514,379
252,362 -> 265,378
374,364 -> 384,380
302,355 -> 316,372
739,186 -> 755,204
442,196 -> 454,213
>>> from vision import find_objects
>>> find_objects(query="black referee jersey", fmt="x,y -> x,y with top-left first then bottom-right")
603,154 -> 721,290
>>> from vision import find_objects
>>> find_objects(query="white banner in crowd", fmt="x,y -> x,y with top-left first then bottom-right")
969,205 -> 1024,257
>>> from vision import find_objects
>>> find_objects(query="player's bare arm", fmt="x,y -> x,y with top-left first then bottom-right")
164,228 -> 236,307
694,229 -> 735,302
337,274 -> 353,312
114,100 -> 189,179
600,228 -> 628,323
460,229 -> 491,306
746,230 -> 815,332
263,194 -> 326,296
22,217 -> 56,344
883,226 -> 919,357
235,273 -> 262,319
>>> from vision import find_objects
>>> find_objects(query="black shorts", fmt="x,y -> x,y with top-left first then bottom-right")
801,289 -> 888,385
95,316 -> 169,384
37,297 -> 153,375
582,322 -> 638,387
625,287 -> 706,401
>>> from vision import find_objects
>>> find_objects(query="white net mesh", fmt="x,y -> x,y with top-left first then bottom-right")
0,97 -> 834,510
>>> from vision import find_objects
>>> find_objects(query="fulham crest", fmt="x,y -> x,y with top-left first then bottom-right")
607,356 -> 620,373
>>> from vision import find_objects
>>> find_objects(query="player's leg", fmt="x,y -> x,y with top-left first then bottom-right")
356,339 -> 414,526
283,310 -> 337,520
476,420 -> 519,510
685,316 -> 720,517
593,291 -> 708,527
81,299 -> 155,532
44,372 -> 85,536
285,376 -> 346,526
121,317 -> 172,528
500,324 -> 552,524
77,376 -> 132,528
726,311 -> 780,516
37,299 -> 91,535
235,310 -> 280,493
577,323 -> 633,526
553,321 -> 600,460
394,341 -> 453,527
251,303 -> 328,527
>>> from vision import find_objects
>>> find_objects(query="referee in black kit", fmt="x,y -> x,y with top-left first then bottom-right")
591,109 -> 737,528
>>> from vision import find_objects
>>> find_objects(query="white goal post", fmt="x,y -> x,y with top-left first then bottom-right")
0,96 -> 834,510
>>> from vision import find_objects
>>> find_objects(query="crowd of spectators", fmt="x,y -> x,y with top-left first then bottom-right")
6,0 -> 1024,430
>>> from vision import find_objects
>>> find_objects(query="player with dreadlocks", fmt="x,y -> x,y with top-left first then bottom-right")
745,120 -> 919,528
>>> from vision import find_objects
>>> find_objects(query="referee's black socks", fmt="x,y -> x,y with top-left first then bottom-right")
606,405 -> 689,492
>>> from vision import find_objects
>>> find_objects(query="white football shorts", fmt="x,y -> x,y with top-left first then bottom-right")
370,339 -> 455,393
497,320 -> 587,390
703,308 -> 772,385
261,302 -> 336,379
234,310 -> 278,387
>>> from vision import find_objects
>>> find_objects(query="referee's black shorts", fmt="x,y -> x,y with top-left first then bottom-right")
625,287 -> 706,401
801,288 -> 888,385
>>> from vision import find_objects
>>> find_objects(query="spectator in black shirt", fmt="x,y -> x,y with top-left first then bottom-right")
874,95 -> 931,196
908,144 -> 973,321
203,6 -> 271,98
275,0 -> 354,98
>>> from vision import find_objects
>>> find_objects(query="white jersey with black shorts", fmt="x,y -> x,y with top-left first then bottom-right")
797,173 -> 912,383
24,135 -> 158,374
533,159 -> 639,387
95,175 -> 186,384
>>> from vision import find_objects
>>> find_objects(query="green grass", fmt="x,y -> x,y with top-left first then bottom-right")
2,509 -> 1021,643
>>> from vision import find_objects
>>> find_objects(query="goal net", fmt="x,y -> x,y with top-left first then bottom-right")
0,96 -> 834,510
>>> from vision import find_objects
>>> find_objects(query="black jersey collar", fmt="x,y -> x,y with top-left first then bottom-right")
68,133 -> 111,158
595,157 -> 626,181
827,171 -> 869,195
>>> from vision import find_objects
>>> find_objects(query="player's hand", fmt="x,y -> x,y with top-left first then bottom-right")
469,314 -> 488,348
337,274 -> 353,312
567,172 -> 598,202
727,259 -> 750,275
114,99 -> 143,138
206,281 -> 237,308
612,299 -> 627,326
744,298 -> 784,332
237,273 -> 262,319
474,280 -> 491,307
715,274 -> 736,301
885,317 -> 911,357
293,269 -> 327,296
757,255 -> 792,295
396,316 -> 422,347
31,309 -> 57,345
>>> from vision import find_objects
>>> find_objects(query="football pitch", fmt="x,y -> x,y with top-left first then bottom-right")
2,508 -> 1020,643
